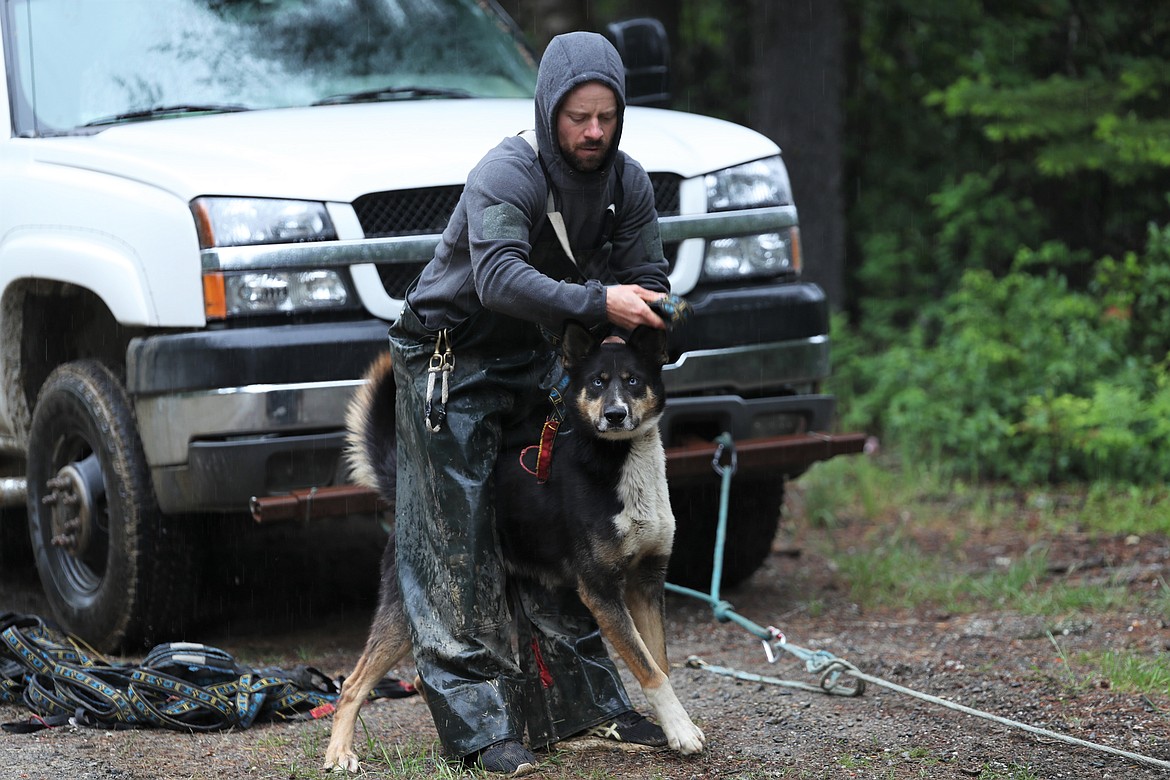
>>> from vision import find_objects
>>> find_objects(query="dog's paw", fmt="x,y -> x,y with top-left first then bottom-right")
647,684 -> 706,756
322,749 -> 360,773
668,721 -> 706,756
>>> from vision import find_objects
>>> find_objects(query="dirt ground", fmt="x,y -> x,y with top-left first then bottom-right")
2,490 -> 1169,780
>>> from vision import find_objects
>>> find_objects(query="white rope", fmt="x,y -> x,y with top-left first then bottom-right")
687,655 -> 1170,772
852,666 -> 1170,772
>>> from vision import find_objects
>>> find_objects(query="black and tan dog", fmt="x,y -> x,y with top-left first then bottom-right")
324,322 -> 705,772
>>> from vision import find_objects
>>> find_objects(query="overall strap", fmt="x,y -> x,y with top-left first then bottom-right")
519,130 -> 575,264
518,130 -> 624,264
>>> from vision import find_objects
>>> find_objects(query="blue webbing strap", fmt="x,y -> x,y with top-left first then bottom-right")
0,613 -> 415,733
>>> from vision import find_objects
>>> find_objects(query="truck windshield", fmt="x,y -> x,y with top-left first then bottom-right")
3,0 -> 538,136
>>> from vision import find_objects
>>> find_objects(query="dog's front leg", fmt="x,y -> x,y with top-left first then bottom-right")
578,579 -> 706,756
625,556 -> 670,673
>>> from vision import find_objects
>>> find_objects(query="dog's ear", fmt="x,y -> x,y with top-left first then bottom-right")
560,321 -> 597,369
627,326 -> 669,367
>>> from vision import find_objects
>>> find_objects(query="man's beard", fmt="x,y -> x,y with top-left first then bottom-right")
563,140 -> 609,172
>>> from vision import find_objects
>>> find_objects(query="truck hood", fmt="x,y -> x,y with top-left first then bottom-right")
28,100 -> 780,202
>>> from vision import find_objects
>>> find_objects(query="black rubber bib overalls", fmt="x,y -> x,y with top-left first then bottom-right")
387,182 -> 631,759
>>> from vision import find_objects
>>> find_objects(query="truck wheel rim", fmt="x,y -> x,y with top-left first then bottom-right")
41,449 -> 108,595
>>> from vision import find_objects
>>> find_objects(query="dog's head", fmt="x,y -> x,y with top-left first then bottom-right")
560,322 -> 669,439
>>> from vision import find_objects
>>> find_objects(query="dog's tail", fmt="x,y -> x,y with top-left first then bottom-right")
345,352 -> 397,506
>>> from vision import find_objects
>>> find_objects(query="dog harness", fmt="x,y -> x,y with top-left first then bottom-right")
520,367 -> 570,483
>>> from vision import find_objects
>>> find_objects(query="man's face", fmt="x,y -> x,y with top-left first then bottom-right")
556,82 -> 618,173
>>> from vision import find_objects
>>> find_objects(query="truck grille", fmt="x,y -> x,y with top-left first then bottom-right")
354,187 -> 461,238
650,174 -> 681,217
355,173 -> 683,298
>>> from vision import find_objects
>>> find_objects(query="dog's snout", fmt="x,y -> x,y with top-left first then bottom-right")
604,406 -> 628,426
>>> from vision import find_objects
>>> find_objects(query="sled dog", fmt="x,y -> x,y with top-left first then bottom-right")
324,323 -> 705,771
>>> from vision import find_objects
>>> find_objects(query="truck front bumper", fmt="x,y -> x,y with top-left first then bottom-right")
128,318 -> 852,515
127,320 -> 388,514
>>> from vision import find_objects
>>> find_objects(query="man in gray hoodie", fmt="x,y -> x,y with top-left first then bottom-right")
387,31 -> 670,776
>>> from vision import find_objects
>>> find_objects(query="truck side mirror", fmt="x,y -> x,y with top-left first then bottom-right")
606,18 -> 671,108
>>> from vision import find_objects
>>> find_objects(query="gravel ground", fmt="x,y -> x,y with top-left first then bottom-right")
2,497 -> 1169,780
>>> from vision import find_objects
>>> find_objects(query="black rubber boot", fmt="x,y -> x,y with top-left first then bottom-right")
469,739 -> 539,777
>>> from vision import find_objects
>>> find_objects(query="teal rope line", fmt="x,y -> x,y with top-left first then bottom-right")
666,434 -> 765,634
664,433 -> 862,696
663,433 -> 1170,773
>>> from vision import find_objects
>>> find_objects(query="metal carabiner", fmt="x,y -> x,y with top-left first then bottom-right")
424,329 -> 454,433
761,626 -> 787,664
711,433 -> 738,477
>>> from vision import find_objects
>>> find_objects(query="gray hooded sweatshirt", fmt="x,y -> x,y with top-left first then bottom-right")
407,31 -> 669,333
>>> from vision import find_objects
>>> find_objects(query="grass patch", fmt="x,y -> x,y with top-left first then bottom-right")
799,451 -> 910,527
797,454 -> 1170,538
830,538 -> 1131,617
1155,577 -> 1170,623
353,716 -> 459,779
789,453 -> 1170,708
830,537 -> 958,610
1077,484 -> 1170,536
1086,650 -> 1170,695
792,455 -> 1160,618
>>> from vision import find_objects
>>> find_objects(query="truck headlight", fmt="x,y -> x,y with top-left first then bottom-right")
705,157 -> 790,212
702,157 -> 802,281
193,197 -> 355,319
227,270 -> 348,313
191,197 -> 338,248
202,268 -> 354,319
705,230 -> 799,279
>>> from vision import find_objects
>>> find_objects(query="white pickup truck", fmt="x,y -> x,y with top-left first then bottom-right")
0,0 -> 861,650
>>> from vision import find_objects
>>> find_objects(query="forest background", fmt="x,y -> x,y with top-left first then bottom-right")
499,0 -> 1170,489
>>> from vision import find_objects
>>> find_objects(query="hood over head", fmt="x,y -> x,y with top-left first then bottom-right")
534,31 -> 627,181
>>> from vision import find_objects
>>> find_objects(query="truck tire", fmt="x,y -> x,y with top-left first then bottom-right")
26,360 -> 193,652
667,476 -> 785,590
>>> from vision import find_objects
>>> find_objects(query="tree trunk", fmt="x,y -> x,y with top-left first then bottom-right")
748,0 -> 847,310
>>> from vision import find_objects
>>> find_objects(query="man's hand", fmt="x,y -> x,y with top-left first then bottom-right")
605,285 -> 667,331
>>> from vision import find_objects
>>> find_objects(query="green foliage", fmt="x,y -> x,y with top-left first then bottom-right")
1093,219 -> 1170,361
928,167 -> 1046,277
842,1 -> 1170,483
846,0 -> 993,335
933,61 -> 1170,181
836,221 -> 1170,483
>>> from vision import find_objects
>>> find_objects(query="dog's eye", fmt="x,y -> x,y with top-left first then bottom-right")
627,376 -> 641,387
592,377 -> 605,388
